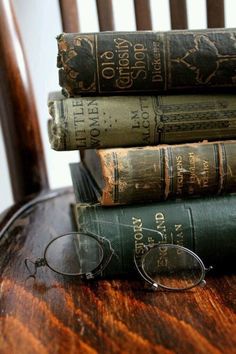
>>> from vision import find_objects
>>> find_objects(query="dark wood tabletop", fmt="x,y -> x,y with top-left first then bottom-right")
0,188 -> 236,354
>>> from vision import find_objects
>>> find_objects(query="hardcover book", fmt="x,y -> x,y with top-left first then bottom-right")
71,163 -> 236,277
71,140 -> 236,205
57,28 -> 236,96
48,92 -> 236,150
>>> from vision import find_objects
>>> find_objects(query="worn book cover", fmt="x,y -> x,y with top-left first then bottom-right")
71,140 -> 236,205
48,92 -> 236,150
57,28 -> 236,96
71,163 -> 236,276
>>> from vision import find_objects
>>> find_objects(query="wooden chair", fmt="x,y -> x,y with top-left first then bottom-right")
0,0 -> 235,353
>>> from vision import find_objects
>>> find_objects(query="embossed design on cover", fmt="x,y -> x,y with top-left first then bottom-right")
152,97 -> 234,135
58,35 -> 96,93
168,30 -> 236,89
172,34 -> 236,84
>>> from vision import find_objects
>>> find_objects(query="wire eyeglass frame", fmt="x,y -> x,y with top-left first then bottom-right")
25,227 -> 213,291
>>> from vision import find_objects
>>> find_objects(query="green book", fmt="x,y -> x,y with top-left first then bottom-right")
71,163 -> 236,278
57,28 -> 236,96
48,92 -> 236,150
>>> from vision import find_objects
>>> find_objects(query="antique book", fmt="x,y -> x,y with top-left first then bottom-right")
48,92 -> 236,150
71,140 -> 236,205
57,28 -> 236,96
71,163 -> 236,277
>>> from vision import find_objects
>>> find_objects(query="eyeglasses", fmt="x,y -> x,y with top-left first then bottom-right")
25,221 -> 212,291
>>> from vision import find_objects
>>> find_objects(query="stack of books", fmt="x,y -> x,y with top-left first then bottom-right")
48,28 -> 236,279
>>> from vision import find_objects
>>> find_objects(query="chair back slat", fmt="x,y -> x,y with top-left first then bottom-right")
59,0 -> 80,32
207,0 -> 225,28
134,0 -> 152,30
169,0 -> 188,29
0,0 -> 48,202
96,0 -> 114,31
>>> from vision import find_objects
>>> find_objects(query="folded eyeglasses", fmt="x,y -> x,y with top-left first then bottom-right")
25,221 -> 212,291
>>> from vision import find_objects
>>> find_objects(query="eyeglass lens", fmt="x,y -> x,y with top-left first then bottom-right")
45,233 -> 103,276
142,244 -> 204,290
43,229 -> 205,290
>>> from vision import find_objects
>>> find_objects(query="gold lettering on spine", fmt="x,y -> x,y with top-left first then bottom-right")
152,41 -> 163,82
131,44 -> 147,82
115,38 -> 133,89
202,160 -> 209,188
139,97 -> 150,144
100,37 -> 148,90
175,224 -> 184,254
157,246 -> 168,267
100,51 -> 115,80
72,99 -> 87,148
176,155 -> 184,195
155,213 -> 168,266
155,213 -> 185,246
132,216 -> 155,256
132,217 -> 145,256
130,97 -> 151,144
188,152 -> 196,194
87,98 -> 101,148
155,213 -> 167,242
154,213 -> 186,263
131,110 -> 140,128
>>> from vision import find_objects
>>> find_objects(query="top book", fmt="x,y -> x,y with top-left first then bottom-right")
57,28 -> 236,97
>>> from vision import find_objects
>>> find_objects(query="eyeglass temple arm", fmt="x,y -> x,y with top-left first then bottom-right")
198,266 -> 213,287
205,266 -> 213,272
24,257 -> 46,276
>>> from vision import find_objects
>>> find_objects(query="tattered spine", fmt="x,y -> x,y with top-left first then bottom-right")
83,141 -> 236,205
57,28 -> 236,96
48,93 -> 236,150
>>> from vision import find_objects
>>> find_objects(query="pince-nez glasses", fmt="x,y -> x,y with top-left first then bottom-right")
25,222 -> 212,291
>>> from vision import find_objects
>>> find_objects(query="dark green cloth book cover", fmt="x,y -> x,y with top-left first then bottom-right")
70,163 -> 236,277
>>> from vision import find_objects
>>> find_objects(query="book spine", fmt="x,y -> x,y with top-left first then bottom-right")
93,141 -> 236,205
76,194 -> 236,277
48,94 -> 236,150
57,29 -> 236,96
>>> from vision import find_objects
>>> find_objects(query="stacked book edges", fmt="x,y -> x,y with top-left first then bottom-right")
48,28 -> 236,278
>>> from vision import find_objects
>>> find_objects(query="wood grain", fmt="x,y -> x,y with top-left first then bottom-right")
96,0 -> 114,31
169,0 -> 188,29
0,0 -> 48,202
59,0 -> 80,32
207,0 -> 225,28
1,1 -> 236,352
134,0 -> 152,30
0,189 -> 236,353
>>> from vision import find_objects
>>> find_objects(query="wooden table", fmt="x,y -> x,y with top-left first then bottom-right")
0,189 -> 236,354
